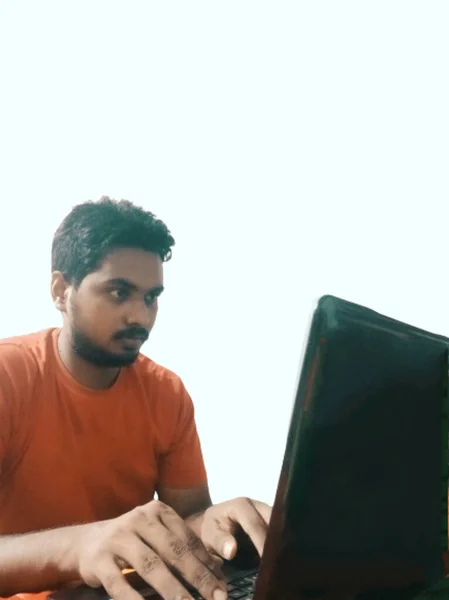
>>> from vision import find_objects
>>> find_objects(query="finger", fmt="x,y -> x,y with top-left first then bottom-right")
227,498 -> 268,557
251,500 -> 272,525
149,527 -> 226,600
134,512 -> 226,600
201,518 -> 238,561
162,506 -> 226,580
118,539 -> 195,600
96,559 -> 147,600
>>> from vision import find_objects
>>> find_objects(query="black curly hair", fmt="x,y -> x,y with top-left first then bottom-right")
52,196 -> 175,286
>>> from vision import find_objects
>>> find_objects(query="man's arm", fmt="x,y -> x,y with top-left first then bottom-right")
0,502 -> 226,599
0,525 -> 84,595
155,375 -> 210,524
158,483 -> 212,520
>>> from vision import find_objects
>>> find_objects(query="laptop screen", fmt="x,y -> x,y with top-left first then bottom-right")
256,296 -> 449,600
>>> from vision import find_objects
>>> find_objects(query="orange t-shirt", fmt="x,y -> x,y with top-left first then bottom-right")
0,328 -> 207,536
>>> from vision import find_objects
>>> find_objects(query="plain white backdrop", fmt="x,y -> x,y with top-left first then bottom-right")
0,1 -> 448,505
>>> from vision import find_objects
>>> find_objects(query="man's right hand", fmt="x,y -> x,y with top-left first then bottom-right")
75,500 -> 227,600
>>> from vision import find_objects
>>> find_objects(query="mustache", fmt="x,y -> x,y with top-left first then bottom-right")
114,327 -> 149,342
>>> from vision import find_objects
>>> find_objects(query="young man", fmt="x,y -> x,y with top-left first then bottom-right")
0,198 -> 271,600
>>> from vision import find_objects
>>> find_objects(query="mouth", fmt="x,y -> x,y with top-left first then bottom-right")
117,336 -> 146,348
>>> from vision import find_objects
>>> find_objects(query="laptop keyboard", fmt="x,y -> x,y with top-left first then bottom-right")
226,570 -> 258,600
190,569 -> 258,600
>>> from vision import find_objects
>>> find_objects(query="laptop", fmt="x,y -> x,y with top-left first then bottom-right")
50,295 -> 449,600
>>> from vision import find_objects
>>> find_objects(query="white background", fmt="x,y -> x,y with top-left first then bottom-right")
0,1 -> 448,505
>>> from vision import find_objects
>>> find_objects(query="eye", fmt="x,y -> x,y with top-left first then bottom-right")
110,288 -> 129,302
144,293 -> 158,307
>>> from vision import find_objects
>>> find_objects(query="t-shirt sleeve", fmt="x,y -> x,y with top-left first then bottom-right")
157,377 -> 208,489
0,346 -> 21,471
0,343 -> 35,474
0,383 -> 10,468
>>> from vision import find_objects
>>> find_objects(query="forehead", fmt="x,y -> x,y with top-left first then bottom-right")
86,248 -> 164,289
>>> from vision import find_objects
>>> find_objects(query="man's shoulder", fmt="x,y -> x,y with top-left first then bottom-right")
0,328 -> 55,355
0,328 -> 56,379
133,353 -> 184,388
129,354 -> 194,428
131,353 -> 190,409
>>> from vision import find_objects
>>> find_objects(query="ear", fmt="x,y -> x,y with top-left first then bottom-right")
51,271 -> 70,313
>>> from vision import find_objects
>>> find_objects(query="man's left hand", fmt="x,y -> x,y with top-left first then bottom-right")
187,497 -> 272,561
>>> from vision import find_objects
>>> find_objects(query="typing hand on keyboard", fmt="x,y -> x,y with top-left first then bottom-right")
75,500 -> 227,600
186,498 -> 271,563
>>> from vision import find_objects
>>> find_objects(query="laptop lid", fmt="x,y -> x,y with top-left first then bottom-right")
254,295 -> 449,600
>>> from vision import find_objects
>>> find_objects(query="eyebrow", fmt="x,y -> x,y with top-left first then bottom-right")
105,278 -> 164,295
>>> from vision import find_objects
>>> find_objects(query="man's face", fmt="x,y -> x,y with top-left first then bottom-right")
61,248 -> 164,367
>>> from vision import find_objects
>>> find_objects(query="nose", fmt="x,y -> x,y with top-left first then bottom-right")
124,299 -> 154,329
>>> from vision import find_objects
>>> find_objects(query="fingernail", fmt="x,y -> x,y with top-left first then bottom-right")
223,540 -> 235,560
213,589 -> 227,600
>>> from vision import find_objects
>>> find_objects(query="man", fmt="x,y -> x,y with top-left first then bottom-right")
0,197 -> 271,600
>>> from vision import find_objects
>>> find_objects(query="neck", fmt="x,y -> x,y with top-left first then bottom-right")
57,328 -> 120,390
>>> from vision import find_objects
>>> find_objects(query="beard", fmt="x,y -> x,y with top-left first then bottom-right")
70,324 -> 141,368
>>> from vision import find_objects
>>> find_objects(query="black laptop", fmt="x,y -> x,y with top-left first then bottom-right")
50,295 -> 449,600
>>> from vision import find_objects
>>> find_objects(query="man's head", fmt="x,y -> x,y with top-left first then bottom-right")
51,196 -> 175,368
